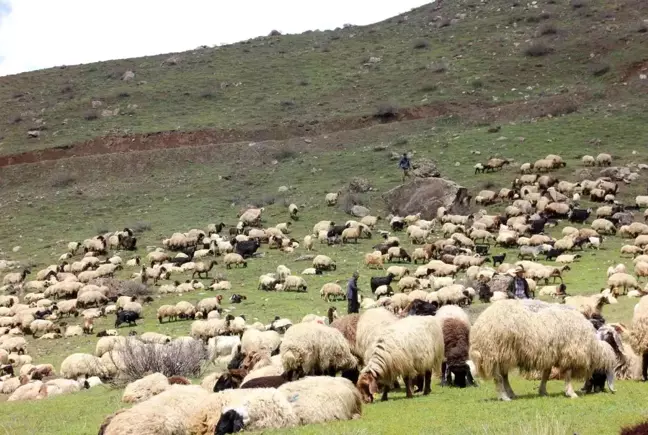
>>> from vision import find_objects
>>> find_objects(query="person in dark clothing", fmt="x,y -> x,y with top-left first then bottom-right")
506,266 -> 532,299
347,271 -> 360,314
398,153 -> 412,182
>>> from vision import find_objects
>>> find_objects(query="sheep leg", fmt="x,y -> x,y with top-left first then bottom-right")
404,376 -> 413,398
642,353 -> 648,381
502,372 -> 516,399
564,370 -> 578,398
467,369 -> 477,387
423,370 -> 432,395
380,385 -> 390,402
606,367 -> 616,393
440,361 -> 448,387
538,369 -> 551,396
494,371 -> 511,401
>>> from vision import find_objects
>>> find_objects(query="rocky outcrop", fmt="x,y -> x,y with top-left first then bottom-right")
383,178 -> 470,220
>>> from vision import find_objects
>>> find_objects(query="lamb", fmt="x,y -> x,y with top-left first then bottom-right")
99,385 -> 210,435
356,315 -> 444,402
210,280 -> 231,291
122,372 -> 170,403
279,322 -> 357,379
470,300 -> 615,400
582,155 -> 595,166
320,283 -> 345,302
325,191 -> 341,206
60,353 -> 108,379
140,332 -> 172,345
386,247 -> 412,263
364,251 -> 384,269
65,325 -> 83,337
223,253 -> 247,269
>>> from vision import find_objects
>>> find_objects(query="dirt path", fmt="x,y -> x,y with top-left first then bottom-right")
0,93 -> 587,168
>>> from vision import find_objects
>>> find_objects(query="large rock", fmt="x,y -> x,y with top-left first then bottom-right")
599,166 -> 631,181
351,205 -> 370,217
383,178 -> 470,220
348,177 -> 372,193
412,158 -> 441,178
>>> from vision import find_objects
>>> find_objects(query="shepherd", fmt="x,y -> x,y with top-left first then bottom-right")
399,153 -> 412,182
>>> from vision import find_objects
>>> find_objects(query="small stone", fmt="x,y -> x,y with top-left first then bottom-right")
454,162 -> 461,166
278,186 -> 289,193
122,70 -> 135,81
91,100 -> 103,108
304,139 -> 312,144
12,246 -> 21,253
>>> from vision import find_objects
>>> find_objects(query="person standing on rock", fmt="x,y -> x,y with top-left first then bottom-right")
399,153 -> 412,182
347,271 -> 361,314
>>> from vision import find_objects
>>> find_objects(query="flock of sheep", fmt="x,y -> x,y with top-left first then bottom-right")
2,150 -> 648,433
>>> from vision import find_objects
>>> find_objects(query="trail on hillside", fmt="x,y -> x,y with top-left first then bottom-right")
0,93 -> 586,168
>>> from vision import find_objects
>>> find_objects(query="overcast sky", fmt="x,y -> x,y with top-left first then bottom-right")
0,0 -> 431,77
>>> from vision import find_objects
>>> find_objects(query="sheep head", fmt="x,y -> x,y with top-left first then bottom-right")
356,371 -> 379,403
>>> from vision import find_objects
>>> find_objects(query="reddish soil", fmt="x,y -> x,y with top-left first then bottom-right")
0,93 -> 587,168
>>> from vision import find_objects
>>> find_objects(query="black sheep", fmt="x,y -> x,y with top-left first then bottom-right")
475,245 -> 490,256
216,409 -> 246,435
491,253 -> 506,267
230,294 -> 247,304
441,318 -> 476,388
327,224 -> 350,238
391,220 -> 405,231
234,239 -> 261,258
370,273 -> 396,293
544,248 -> 565,261
568,208 -> 592,224
404,299 -> 438,316
115,310 -> 140,328
240,374 -> 289,389
477,282 -> 492,303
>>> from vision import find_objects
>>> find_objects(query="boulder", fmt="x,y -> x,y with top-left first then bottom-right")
351,205 -> 370,218
122,70 -> 135,81
599,166 -> 631,181
348,177 -> 372,193
383,178 -> 470,220
412,158 -> 441,178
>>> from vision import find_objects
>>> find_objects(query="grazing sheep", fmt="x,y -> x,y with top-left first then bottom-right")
320,283 -> 345,302
279,322 -> 357,379
357,315 -> 444,402
60,353 -> 108,379
608,273 -> 640,295
223,253 -> 247,269
596,153 -> 612,166
325,191 -> 341,206
630,296 -> 648,381
470,300 -> 615,401
280,276 -> 307,292
312,255 -> 336,272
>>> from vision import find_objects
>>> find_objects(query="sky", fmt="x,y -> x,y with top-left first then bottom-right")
0,0 -> 432,77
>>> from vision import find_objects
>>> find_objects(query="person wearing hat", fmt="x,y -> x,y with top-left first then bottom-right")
347,271 -> 361,314
507,266 -> 531,299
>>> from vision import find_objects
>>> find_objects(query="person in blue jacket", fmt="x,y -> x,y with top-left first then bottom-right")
399,153 -> 412,182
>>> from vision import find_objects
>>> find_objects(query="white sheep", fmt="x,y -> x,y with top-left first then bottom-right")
60,353 -> 108,379
357,315 -> 444,402
122,372 -> 170,403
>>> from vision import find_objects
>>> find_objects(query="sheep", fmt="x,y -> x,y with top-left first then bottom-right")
7,381 -> 47,402
357,315 -> 444,402
60,353 -> 108,379
280,276 -> 307,292
608,273 -> 640,296
596,153 -> 612,166
564,294 -> 613,319
320,283 -> 345,302
122,372 -> 170,403
223,253 -> 247,269
312,255 -> 336,272
438,313 -> 474,388
279,322 -> 357,379
99,385 -> 210,435
2,269 -> 30,286
386,247 -> 411,263
591,219 -> 616,235
630,296 -> 648,381
277,376 -> 362,425
364,251 -> 384,269
556,254 -> 581,264
470,300 -> 615,401
258,274 -> 279,291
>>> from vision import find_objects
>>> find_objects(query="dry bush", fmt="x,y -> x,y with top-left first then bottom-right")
268,30 -> 282,36
420,83 -> 438,93
413,39 -> 429,49
83,110 -> 99,121
374,103 -> 399,120
538,23 -> 557,35
524,42 -> 553,57
428,62 -> 447,73
128,221 -> 152,233
570,0 -> 585,8
113,339 -> 208,383
589,63 -> 610,77
252,195 -> 277,208
272,149 -> 297,161
94,278 -> 152,300
50,173 -> 76,188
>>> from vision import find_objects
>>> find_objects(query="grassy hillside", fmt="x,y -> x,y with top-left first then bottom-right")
0,0 -> 646,156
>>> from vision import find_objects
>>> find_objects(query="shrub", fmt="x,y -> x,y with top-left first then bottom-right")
471,79 -> 484,89
200,90 -> 216,99
420,83 -> 438,93
50,173 -> 76,188
61,85 -> 73,94
252,195 -> 277,208
83,110 -> 99,121
413,39 -> 429,49
118,92 -> 130,98
112,339 -> 208,383
280,100 -> 296,108
428,62 -> 447,73
544,100 -> 578,117
538,23 -> 557,35
393,137 -> 409,146
272,149 -> 297,161
437,18 -> 451,28
297,79 -> 309,86
638,22 -> 647,33
524,42 -> 553,57
589,63 -> 610,77
128,221 -> 152,233
338,192 -> 366,214
570,0 -> 585,8
374,103 -> 399,120
269,29 -> 282,36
